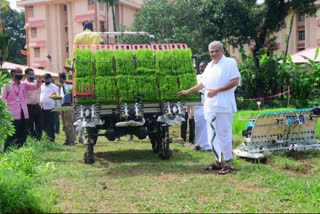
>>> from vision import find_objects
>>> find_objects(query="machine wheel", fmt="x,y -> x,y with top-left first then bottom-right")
159,149 -> 172,160
158,123 -> 172,160
84,128 -> 96,164
84,144 -> 95,164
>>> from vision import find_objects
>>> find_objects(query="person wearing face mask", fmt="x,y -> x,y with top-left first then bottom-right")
40,73 -> 60,142
57,72 -> 76,146
1,67 -> 42,152
24,68 -> 43,141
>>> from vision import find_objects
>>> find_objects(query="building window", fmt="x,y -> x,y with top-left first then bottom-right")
31,27 -> 37,38
66,47 -> 69,54
34,47 -> 40,58
65,26 -> 68,33
298,31 -> 305,41
27,6 -> 34,17
38,67 -> 44,70
64,4 -> 67,11
298,13 -> 305,22
99,1 -> 104,10
100,21 -> 105,32
88,0 -> 94,10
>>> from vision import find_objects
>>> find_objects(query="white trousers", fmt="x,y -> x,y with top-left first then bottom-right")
194,106 -> 210,150
206,112 -> 233,162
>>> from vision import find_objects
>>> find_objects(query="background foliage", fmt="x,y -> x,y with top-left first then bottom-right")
0,6 -> 26,65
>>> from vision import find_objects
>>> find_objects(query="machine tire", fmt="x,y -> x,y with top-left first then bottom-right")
159,149 -> 172,160
84,152 -> 95,164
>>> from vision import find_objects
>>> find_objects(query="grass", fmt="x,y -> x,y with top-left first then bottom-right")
1,108 -> 320,213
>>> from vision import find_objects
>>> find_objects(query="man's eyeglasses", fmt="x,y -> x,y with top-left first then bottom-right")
210,49 -> 221,54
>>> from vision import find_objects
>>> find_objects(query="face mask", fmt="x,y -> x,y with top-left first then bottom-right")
28,76 -> 35,81
45,81 -> 51,86
15,74 -> 23,80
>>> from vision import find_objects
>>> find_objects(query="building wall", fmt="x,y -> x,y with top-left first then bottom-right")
17,0 -> 144,73
229,1 -> 320,61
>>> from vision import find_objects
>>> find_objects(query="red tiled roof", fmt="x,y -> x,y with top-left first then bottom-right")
290,48 -> 320,63
2,61 -> 58,77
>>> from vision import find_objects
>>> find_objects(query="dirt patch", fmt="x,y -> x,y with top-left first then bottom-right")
235,184 -> 264,191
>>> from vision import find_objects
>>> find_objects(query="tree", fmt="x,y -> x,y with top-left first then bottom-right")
118,0 -> 208,59
0,0 -> 9,32
201,0 -> 318,98
97,0 -> 119,32
0,6 -> 26,65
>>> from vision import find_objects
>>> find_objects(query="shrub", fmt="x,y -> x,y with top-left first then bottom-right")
0,138 -> 58,213
0,69 -> 14,142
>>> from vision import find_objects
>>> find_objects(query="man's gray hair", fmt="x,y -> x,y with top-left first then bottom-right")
208,41 -> 224,51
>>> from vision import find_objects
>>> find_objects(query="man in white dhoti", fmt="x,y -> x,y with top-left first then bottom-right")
178,41 -> 241,175
194,61 -> 210,151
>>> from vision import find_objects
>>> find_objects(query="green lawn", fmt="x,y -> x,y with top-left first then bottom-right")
1,108 -> 320,213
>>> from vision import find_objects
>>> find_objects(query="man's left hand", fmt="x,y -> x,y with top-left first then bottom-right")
207,88 -> 219,98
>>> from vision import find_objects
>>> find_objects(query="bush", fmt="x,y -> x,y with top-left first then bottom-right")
0,69 -> 14,142
0,138 -> 59,213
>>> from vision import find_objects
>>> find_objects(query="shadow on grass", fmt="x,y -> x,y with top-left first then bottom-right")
94,149 -> 215,177
283,150 -> 320,160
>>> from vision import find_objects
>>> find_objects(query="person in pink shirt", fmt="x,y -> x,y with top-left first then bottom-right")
1,67 -> 42,152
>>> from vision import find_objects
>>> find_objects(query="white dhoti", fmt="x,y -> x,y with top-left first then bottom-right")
194,106 -> 210,150
205,110 -> 233,163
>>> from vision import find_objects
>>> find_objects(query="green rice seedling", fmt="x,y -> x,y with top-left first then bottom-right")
135,49 -> 154,70
73,48 -> 94,78
74,77 -> 95,104
136,68 -> 156,76
158,75 -> 179,101
65,58 -> 72,66
95,76 -> 117,104
136,76 -> 159,102
115,49 -> 135,75
116,75 -> 138,103
173,48 -> 194,75
66,74 -> 72,80
178,74 -> 199,101
155,50 -> 175,75
95,48 -> 115,76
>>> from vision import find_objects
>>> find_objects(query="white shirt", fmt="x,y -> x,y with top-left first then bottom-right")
200,55 -> 241,113
24,79 -> 41,104
40,83 -> 61,110
196,74 -> 206,104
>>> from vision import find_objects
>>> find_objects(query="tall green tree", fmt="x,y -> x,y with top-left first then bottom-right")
118,0 -> 207,57
97,0 -> 119,32
0,5 -> 26,65
201,0 -> 318,98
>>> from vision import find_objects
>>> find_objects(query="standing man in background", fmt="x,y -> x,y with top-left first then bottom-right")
74,20 -> 101,46
58,72 -> 76,146
178,41 -> 241,175
180,106 -> 195,144
2,67 -> 42,152
40,73 -> 60,142
194,61 -> 210,151
74,20 -> 100,143
24,68 -> 43,141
